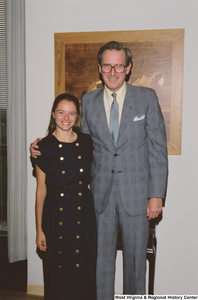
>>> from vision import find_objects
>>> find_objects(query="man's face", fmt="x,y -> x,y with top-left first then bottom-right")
98,49 -> 131,93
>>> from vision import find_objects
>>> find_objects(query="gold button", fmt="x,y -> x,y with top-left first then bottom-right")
59,221 -> 63,225
80,168 -> 83,172
60,207 -> 63,211
63,185 -> 66,188
78,156 -> 82,159
77,206 -> 81,210
78,192 -> 82,196
59,265 -> 62,268
76,235 -> 80,239
76,264 -> 79,267
59,144 -> 62,148
76,249 -> 79,253
76,143 -> 79,146
59,251 -> 62,254
60,157 -> 64,161
62,171 -> 65,174
79,181 -> 82,185
77,221 -> 81,225
59,236 -> 63,239
60,193 -> 64,197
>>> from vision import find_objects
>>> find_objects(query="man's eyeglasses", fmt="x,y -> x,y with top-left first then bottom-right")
101,64 -> 126,73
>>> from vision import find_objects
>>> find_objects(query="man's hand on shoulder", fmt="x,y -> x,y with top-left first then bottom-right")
29,138 -> 42,158
147,197 -> 162,220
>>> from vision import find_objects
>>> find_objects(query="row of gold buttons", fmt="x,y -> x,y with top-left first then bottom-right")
76,141 -> 83,268
58,141 -> 82,268
58,144 -> 65,269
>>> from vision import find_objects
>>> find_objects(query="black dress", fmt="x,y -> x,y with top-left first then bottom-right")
34,132 -> 97,300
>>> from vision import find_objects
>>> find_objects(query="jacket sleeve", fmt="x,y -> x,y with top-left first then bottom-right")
81,95 -> 90,135
145,89 -> 168,199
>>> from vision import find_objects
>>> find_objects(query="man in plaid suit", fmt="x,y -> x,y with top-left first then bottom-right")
81,41 -> 168,299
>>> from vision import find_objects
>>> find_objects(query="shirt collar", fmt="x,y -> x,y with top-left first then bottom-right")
104,81 -> 126,103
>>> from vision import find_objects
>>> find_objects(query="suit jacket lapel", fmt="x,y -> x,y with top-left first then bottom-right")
92,87 -> 112,142
118,83 -> 139,141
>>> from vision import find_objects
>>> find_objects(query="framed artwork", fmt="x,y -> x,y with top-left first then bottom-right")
55,29 -> 184,155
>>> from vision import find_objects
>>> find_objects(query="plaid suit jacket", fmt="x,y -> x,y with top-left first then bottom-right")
81,83 -> 168,216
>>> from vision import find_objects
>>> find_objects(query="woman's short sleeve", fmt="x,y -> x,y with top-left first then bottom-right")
32,138 -> 50,174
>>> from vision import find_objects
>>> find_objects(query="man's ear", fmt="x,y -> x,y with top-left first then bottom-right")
126,63 -> 132,75
98,64 -> 102,74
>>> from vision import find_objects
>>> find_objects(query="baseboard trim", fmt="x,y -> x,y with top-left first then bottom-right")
27,285 -> 44,296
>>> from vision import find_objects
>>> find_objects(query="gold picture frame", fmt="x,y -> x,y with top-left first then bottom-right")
55,29 -> 184,155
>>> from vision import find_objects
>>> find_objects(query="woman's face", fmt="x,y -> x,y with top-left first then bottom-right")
52,100 -> 77,132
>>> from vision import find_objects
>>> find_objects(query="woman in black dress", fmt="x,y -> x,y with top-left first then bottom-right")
33,93 -> 97,300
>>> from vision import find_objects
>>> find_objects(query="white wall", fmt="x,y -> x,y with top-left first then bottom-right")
26,0 -> 198,294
